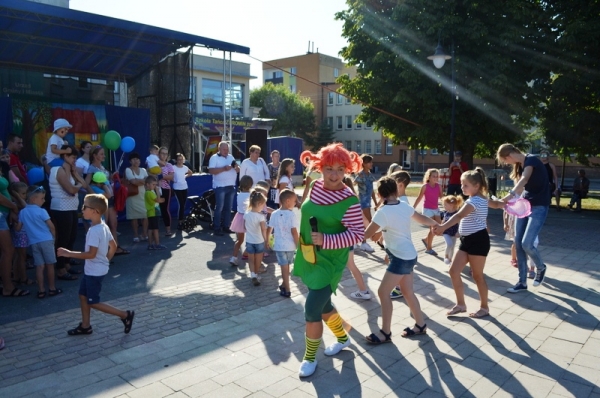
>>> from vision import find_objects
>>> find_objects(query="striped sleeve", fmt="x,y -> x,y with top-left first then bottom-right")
323,202 -> 364,250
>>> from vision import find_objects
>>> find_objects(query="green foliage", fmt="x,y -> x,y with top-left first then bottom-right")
336,0 -> 544,165
305,120 -> 338,150
250,82 -> 316,141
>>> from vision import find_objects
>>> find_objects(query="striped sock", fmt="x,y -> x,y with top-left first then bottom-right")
303,335 -> 321,362
326,313 -> 348,343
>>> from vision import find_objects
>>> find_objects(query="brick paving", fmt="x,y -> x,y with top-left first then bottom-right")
0,209 -> 599,397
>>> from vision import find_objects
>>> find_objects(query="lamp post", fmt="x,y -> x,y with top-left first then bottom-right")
428,40 -> 456,164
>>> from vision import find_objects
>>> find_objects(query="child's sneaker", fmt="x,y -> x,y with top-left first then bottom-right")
390,287 -> 403,299
154,245 -> 167,250
349,290 -> 371,300
229,256 -> 238,266
147,244 -> 156,250
252,277 -> 261,286
527,270 -> 535,279
360,242 -> 375,252
444,258 -> 451,265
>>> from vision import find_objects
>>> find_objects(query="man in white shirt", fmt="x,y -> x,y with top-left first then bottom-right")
208,141 -> 240,236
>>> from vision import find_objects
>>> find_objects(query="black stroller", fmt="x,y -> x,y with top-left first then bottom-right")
180,189 -> 216,232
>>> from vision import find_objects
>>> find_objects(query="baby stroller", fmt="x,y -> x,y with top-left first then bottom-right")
180,189 -> 216,232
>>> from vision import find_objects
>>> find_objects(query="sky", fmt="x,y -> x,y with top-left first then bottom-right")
70,0 -> 350,89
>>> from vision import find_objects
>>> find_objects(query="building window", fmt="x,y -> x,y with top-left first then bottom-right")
289,85 -> 296,93
365,140 -> 372,154
326,117 -> 333,128
355,140 -> 362,153
273,71 -> 283,78
201,78 -> 244,116
386,140 -> 393,155
346,96 -> 351,104
375,140 -> 382,155
345,140 -> 352,151
419,148 -> 428,155
290,67 -> 297,74
346,116 -> 352,129
366,121 -> 372,128
328,92 -> 334,105
336,116 -> 343,130
355,116 -> 362,129
334,68 -> 339,77
431,148 -> 439,155
337,94 -> 343,105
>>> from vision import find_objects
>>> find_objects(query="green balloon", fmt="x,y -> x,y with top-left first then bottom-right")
104,130 -> 121,150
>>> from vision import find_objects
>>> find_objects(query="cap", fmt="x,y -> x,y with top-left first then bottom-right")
53,119 -> 73,133
92,172 -> 107,184
454,151 -> 462,155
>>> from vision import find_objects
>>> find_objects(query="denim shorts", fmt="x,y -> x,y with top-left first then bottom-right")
422,208 -> 440,218
0,212 -> 8,231
275,251 -> 295,266
31,240 -> 56,266
246,242 -> 265,254
359,195 -> 372,209
386,251 -> 417,275
79,274 -> 105,304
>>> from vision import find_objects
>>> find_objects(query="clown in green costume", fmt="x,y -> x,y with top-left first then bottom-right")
295,143 -> 364,378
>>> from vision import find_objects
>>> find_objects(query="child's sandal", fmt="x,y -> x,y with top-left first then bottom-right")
48,288 -> 63,297
401,323 -> 427,338
67,323 -> 93,336
37,291 -> 46,299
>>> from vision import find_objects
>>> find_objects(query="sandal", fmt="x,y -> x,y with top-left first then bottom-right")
3,288 -> 30,297
510,259 -> 518,268
37,291 -> 47,299
48,288 -> 63,297
165,231 -> 174,237
402,323 -> 427,338
365,329 -> 392,344
114,247 -> 130,256
67,323 -> 93,336
446,305 -> 467,316
469,308 -> 490,319
13,278 -> 36,286
121,310 -> 135,334
279,286 -> 291,297
57,273 -> 78,281
133,237 -> 140,243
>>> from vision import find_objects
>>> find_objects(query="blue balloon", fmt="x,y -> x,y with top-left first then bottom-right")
27,167 -> 44,184
120,136 -> 136,153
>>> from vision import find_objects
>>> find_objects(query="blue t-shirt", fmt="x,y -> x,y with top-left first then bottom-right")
19,205 -> 53,245
523,155 -> 550,207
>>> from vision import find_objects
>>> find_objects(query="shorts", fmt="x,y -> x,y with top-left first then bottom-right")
246,242 -> 265,254
359,195 -> 372,209
148,215 -> 159,230
11,229 -> 28,248
79,274 -> 105,304
275,251 -> 295,266
0,212 -> 8,231
422,208 -> 440,218
385,251 -> 417,275
459,228 -> 490,257
31,240 -> 56,266
304,285 -> 334,322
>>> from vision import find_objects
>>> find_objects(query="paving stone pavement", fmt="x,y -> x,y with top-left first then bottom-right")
0,209 -> 599,397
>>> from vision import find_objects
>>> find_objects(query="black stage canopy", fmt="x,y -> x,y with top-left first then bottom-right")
0,0 -> 250,82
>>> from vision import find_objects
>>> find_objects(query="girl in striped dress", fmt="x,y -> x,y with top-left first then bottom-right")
434,168 -> 505,318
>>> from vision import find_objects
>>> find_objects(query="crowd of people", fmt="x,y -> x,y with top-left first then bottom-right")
0,121 -> 591,370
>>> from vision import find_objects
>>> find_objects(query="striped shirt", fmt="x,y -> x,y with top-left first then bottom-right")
160,163 -> 174,190
458,196 -> 488,236
309,180 -> 364,249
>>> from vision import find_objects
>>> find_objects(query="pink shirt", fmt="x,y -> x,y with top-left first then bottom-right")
423,183 -> 440,210
160,163 -> 174,190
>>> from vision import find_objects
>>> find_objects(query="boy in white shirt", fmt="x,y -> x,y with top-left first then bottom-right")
45,118 -> 73,171
58,194 -> 135,336
266,189 -> 299,297
146,145 -> 165,177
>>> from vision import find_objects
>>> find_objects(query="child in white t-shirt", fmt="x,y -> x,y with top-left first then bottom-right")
266,189 -> 299,297
244,189 -> 268,286
45,119 -> 73,169
146,145 -> 165,177
58,194 -> 135,336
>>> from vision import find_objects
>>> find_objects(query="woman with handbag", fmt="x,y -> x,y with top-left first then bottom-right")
125,152 -> 148,242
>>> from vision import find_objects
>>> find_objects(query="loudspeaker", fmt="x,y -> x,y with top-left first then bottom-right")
245,129 -> 268,162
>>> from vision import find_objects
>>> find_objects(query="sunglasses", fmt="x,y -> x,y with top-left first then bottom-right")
82,204 -> 97,211
27,185 -> 45,198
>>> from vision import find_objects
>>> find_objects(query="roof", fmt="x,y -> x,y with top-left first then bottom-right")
0,0 -> 250,81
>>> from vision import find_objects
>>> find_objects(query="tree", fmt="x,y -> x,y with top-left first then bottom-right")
250,83 -> 316,141
335,0 -> 545,166
530,0 -> 600,165
305,120 -> 337,150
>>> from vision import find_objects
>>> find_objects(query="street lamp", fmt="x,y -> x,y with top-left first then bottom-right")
428,40 -> 456,163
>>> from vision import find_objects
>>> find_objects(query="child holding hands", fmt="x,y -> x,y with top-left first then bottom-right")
266,189 -> 299,297
58,194 -> 134,335
229,175 -> 253,266
440,195 -> 463,265
413,168 -> 443,255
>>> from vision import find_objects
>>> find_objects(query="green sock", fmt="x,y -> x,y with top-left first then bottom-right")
303,335 -> 321,362
326,313 -> 348,343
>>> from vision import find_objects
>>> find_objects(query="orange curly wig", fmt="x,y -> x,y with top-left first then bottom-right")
300,143 -> 362,174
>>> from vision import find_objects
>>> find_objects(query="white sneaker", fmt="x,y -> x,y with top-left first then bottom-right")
324,338 -> 351,356
444,258 -> 451,265
353,244 -> 360,250
360,242 -> 375,252
298,359 -> 318,377
229,256 -> 238,266
349,290 -> 371,300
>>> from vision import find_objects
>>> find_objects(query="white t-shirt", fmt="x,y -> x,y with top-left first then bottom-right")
173,165 -> 190,190
268,208 -> 297,252
459,196 -> 488,236
45,134 -> 64,164
75,157 -> 90,175
84,222 -> 114,277
236,192 -> 250,213
146,154 -> 159,169
208,153 -> 237,188
240,158 -> 269,187
244,211 -> 266,244
275,175 -> 294,204
372,201 -> 417,260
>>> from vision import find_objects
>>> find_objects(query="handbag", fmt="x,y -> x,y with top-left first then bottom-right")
126,168 -> 139,197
